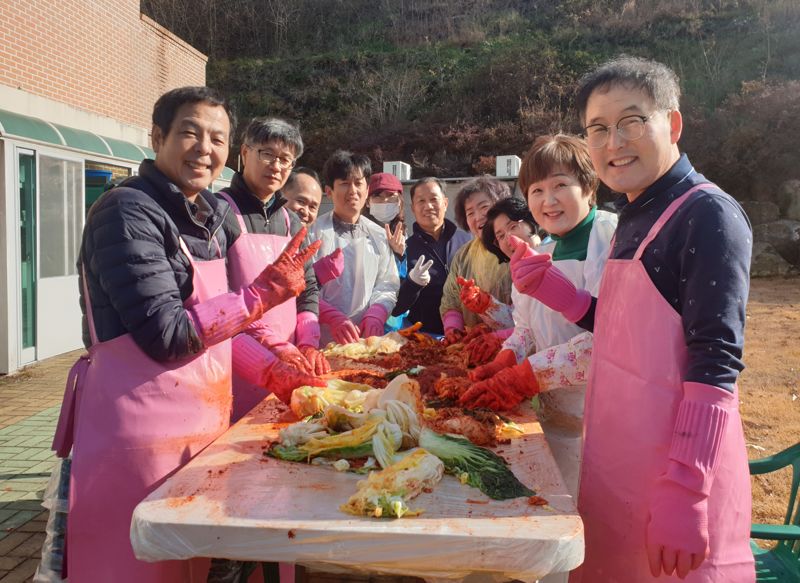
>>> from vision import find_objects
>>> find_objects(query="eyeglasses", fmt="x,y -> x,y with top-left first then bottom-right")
371,192 -> 401,203
494,220 -> 530,245
583,114 -> 656,149
249,146 -> 295,170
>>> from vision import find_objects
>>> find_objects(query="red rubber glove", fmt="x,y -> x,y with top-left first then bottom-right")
295,311 -> 330,374
508,236 -> 591,323
233,335 -> 325,404
360,304 -> 388,338
466,331 -> 503,366
298,345 -> 330,375
469,349 -> 518,381
459,359 -> 539,410
271,342 -> 313,375
441,309 -> 466,345
250,228 -> 322,312
457,276 -> 492,314
319,299 -> 360,345
313,248 -> 344,286
646,382 -> 734,578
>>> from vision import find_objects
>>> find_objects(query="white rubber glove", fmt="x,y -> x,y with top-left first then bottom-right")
408,254 -> 434,286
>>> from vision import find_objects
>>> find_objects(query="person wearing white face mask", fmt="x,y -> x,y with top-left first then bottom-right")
364,172 -> 408,332
364,172 -> 407,260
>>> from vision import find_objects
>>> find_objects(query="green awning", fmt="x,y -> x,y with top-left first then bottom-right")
52,123 -> 113,157
0,109 -> 63,146
103,136 -> 148,161
0,108 -> 148,163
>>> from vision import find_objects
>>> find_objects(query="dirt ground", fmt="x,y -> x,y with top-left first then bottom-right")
740,276 -> 800,528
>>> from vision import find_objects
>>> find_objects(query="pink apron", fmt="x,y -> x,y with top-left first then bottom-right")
218,191 -> 297,422
53,238 -> 232,583
572,185 -> 754,582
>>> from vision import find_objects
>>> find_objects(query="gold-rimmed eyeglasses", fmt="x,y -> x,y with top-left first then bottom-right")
583,114 -> 655,149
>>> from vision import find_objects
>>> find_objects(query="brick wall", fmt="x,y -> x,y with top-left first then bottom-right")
0,0 -> 207,131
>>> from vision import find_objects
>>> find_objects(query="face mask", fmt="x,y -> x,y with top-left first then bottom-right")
370,202 -> 400,223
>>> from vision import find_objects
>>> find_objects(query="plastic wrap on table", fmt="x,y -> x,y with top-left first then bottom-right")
130,398 -> 583,582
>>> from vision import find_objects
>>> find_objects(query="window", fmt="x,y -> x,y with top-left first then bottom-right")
39,156 -> 82,277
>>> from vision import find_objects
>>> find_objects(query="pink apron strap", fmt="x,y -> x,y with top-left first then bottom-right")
52,354 -> 90,457
281,206 -> 291,232
632,183 -> 715,260
178,237 -> 199,268
217,190 -> 248,233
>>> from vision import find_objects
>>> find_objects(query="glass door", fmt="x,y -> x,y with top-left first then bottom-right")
18,149 -> 37,363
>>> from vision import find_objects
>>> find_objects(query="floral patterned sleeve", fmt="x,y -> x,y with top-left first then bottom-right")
502,289 -> 536,363
527,331 -> 593,392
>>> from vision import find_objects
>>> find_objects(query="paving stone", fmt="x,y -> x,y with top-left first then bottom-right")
0,557 -> 24,571
0,492 -> 39,503
3,481 -> 45,493
0,532 -> 30,555
0,461 -> 37,471
0,437 -> 27,448
7,532 -> 45,557
15,519 -> 47,533
2,501 -> 43,512
0,510 -> 39,531
0,557 -> 40,582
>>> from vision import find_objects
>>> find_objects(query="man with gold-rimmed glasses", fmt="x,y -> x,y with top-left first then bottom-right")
219,117 -> 326,424
506,57 -> 754,581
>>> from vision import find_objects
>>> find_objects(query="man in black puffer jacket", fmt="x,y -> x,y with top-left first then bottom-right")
80,158 -> 241,361
63,86 -> 323,582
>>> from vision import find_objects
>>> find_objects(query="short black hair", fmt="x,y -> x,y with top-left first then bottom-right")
576,56 -> 681,125
152,86 -> 235,137
409,176 -> 447,202
284,166 -> 321,191
241,117 -> 304,158
481,196 -> 538,263
322,150 -> 372,187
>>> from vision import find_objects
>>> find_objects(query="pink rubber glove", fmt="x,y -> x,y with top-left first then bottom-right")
508,235 -> 592,323
295,311 -> 321,348
359,304 -> 388,338
249,228 -> 322,312
646,382 -> 735,578
188,287 -> 263,347
459,359 -> 540,411
318,299 -> 360,344
469,348 -> 517,381
313,248 -> 344,286
295,312 -> 330,374
441,309 -> 466,345
232,335 -> 325,404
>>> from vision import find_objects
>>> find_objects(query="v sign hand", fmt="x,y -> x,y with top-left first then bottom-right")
408,254 -> 434,286
385,222 -> 406,256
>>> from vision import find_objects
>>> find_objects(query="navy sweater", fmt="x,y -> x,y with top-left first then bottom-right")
393,220 -> 472,335
577,154 -> 752,392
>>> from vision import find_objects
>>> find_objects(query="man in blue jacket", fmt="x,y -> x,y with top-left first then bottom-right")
393,177 -> 471,335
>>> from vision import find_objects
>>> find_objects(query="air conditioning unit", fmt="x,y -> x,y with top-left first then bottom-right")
383,161 -> 411,181
496,155 -> 521,178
